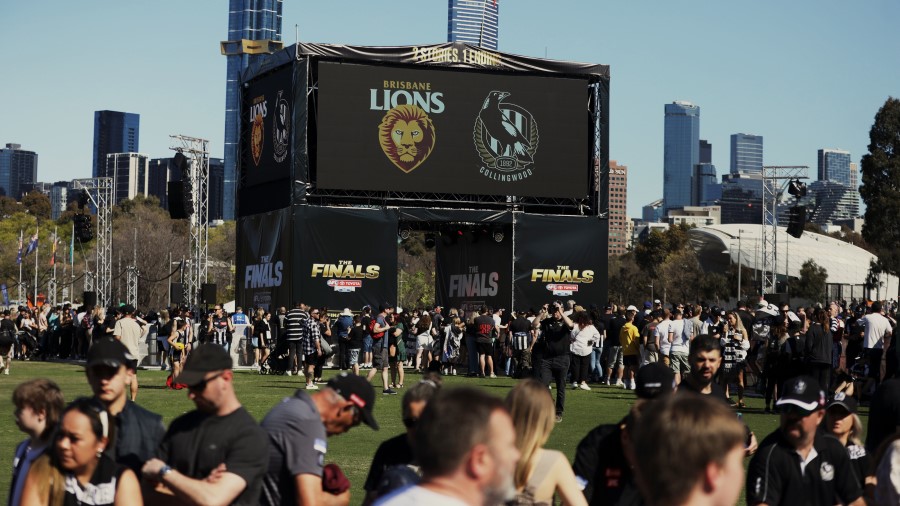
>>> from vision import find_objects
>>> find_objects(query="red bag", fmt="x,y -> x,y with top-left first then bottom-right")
166,373 -> 187,390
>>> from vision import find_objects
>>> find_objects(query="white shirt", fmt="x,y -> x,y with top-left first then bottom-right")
375,485 -> 469,506
655,320 -> 672,355
668,319 -> 688,354
863,313 -> 893,349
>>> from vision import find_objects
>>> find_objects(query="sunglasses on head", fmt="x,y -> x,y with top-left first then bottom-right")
188,371 -> 225,393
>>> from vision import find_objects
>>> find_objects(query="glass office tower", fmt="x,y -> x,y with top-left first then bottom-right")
448,0 -> 499,50
93,111 -> 139,179
663,101 -> 700,213
730,133 -> 763,175
818,148 -> 852,186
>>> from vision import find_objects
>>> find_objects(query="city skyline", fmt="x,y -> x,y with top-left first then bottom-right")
2,1 -> 897,218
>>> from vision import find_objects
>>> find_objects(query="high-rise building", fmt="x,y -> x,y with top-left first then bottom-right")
642,199 -> 664,223
0,143 -> 38,199
719,172 -> 764,224
147,157 -> 179,210
699,140 -> 712,164
663,101 -> 700,213
93,111 -> 139,179
730,133 -> 763,174
220,0 -> 284,220
850,162 -> 859,190
49,182 -> 69,220
209,157 -> 225,221
608,160 -> 628,256
106,153 -> 149,204
804,180 -> 860,224
693,163 -> 718,206
448,0 -> 499,50
818,148 -> 852,186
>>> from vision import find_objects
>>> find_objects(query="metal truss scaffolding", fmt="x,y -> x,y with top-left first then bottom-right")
170,135 -> 210,308
761,166 -> 808,295
74,178 -> 113,307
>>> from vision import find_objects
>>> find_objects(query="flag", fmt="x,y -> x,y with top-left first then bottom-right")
49,231 -> 58,266
24,228 -> 38,257
16,230 -> 23,265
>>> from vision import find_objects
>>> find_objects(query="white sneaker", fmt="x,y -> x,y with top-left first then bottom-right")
572,382 -> 579,389
615,380 -> 625,388
286,371 -> 293,376
306,383 -> 319,390
3,368 -> 8,375
579,383 -> 592,391
629,383 -> 637,391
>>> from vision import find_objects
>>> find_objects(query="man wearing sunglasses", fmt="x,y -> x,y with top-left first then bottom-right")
260,372 -> 379,506
746,376 -> 864,506
142,344 -> 269,506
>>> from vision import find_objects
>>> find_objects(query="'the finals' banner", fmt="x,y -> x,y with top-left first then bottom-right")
236,208 -> 292,311
436,230 -> 512,313
513,214 -> 608,310
293,207 -> 398,309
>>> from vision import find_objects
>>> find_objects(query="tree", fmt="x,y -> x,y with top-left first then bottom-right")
21,191 -> 51,220
860,97 -> 900,286
0,196 -> 19,217
789,259 -> 828,303
607,253 -> 644,305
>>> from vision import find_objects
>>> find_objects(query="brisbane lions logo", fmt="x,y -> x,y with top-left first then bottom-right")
378,104 -> 436,173
251,113 -> 264,166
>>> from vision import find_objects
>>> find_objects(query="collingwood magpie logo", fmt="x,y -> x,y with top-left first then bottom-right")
474,91 -> 540,182
273,90 -> 290,163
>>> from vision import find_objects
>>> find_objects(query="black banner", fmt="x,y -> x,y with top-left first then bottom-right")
436,228 -> 512,313
315,62 -> 589,199
293,206 -> 398,309
242,63 -> 294,186
513,214 -> 608,310
235,208 -> 292,311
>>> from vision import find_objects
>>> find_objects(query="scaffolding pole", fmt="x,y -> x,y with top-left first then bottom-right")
170,135 -> 210,309
761,166 -> 808,296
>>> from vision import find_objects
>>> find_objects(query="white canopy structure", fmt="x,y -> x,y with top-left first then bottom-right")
688,224 -> 898,302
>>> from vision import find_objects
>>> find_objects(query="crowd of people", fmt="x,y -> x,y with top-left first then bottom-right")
7,295 -> 900,505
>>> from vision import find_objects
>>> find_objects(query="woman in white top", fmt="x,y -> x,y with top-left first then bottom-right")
414,312 -> 433,372
570,311 -> 601,391
505,379 -> 588,506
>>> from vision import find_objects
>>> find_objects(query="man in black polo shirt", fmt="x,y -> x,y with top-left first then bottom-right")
535,302 -> 574,422
746,376 -> 864,506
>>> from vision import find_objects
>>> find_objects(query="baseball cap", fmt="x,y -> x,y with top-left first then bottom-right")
86,338 -> 135,369
826,392 -> 858,414
653,299 -> 661,305
776,376 -> 826,414
327,373 -> 379,430
644,301 -> 652,309
626,305 -> 638,312
121,304 -> 135,315
176,344 -> 234,387
635,363 -> 675,399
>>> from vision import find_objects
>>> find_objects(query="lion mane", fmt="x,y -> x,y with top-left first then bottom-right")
378,104 -> 436,173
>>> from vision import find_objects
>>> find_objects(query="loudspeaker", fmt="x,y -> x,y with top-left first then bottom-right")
167,181 -> 190,219
170,283 -> 184,306
200,284 -> 217,305
787,205 -> 806,239
83,291 -> 97,306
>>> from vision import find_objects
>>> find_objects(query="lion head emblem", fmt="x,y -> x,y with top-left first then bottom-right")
378,104 -> 436,173
251,113 -> 264,166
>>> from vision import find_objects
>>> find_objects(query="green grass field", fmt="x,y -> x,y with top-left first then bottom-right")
0,362 -> 867,505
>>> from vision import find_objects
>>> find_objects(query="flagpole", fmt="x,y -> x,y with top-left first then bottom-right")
34,227 -> 39,307
70,221 -> 75,303
52,226 -> 58,306
18,230 -> 23,305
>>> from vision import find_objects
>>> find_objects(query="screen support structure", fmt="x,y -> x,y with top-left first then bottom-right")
170,135 -> 210,308
761,166 -> 808,296
73,178 -> 113,308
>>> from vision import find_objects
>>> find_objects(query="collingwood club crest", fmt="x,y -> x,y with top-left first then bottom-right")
273,90 -> 290,163
474,91 -> 539,182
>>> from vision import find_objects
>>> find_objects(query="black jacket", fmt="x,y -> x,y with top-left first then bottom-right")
803,323 -> 832,366
110,399 -> 166,474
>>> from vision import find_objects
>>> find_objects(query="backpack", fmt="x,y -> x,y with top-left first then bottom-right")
369,317 -> 385,340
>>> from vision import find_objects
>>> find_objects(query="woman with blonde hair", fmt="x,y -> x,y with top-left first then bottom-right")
504,378 -> 587,506
720,310 -> 750,407
824,394 -> 871,492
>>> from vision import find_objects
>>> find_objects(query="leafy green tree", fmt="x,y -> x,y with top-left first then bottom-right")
0,196 -> 19,217
789,259 -> 828,303
861,97 -> 900,290
21,191 -> 51,220
607,253 -> 645,305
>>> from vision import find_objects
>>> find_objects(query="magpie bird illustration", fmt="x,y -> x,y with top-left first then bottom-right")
478,91 -> 533,164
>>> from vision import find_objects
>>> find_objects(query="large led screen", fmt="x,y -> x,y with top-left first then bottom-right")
316,62 -> 589,199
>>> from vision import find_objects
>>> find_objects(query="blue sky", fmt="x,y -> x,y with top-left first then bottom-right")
2,0 -> 897,217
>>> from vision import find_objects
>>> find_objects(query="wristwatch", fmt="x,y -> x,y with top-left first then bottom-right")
159,465 -> 173,481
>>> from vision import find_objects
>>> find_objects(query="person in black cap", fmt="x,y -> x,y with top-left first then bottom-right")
260,371 -> 378,506
142,343 -> 269,505
86,337 -> 165,475
746,376 -> 864,506
573,362 -> 675,505
823,392 -> 871,493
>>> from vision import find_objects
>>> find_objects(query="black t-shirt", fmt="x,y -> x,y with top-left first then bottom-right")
157,407 -> 269,506
363,433 -> 415,492
747,431 -> 863,506
677,376 -> 729,402
540,316 -> 573,357
607,316 -> 626,349
474,315 -> 495,344
866,378 -> 900,453
573,422 -> 643,506
348,325 -> 365,349
509,317 -> 532,336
